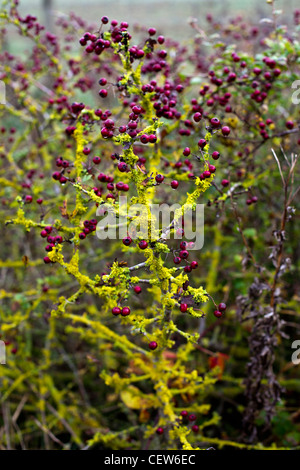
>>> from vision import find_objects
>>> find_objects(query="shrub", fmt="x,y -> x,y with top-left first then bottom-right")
0,0 -> 299,450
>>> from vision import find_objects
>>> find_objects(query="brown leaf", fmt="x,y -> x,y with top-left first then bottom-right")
59,200 -> 69,219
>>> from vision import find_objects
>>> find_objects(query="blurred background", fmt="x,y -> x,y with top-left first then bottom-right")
14,0 -> 300,39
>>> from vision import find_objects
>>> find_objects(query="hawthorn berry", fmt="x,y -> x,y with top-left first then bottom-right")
148,27 -> 156,36
180,410 -> 188,418
212,151 -> 220,160
112,307 -> 121,315
190,261 -> 198,269
121,307 -> 131,316
93,156 -> 101,164
171,180 -> 179,189
134,286 -> 142,294
148,134 -> 157,143
218,302 -> 227,311
180,303 -> 188,312
221,126 -> 231,136
123,236 -> 132,246
214,310 -> 222,318
139,240 -> 148,250
99,89 -> 108,98
198,139 -> 207,149
210,117 -> 220,128
156,427 -> 164,435
140,134 -> 149,144
221,179 -> 230,187
155,174 -> 164,183
79,232 -> 86,240
149,341 -> 158,350
188,413 -> 196,422
193,112 -> 202,122
25,195 -> 32,203
173,256 -> 181,265
118,162 -> 128,172
179,250 -> 189,259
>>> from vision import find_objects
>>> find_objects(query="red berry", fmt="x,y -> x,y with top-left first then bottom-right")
149,341 -> 158,350
179,250 -> 189,259
188,413 -> 196,422
148,27 -> 156,36
98,77 -> 107,86
180,410 -> 188,418
93,156 -> 101,164
121,307 -> 131,316
83,147 -> 91,155
148,134 -> 157,143
183,147 -> 191,156
140,134 -> 150,144
190,261 -> 198,269
155,174 -> 164,183
218,302 -> 227,311
171,180 -> 179,189
139,240 -> 148,250
118,162 -> 128,172
212,151 -> 220,160
37,198 -> 43,204
210,117 -> 220,128
112,307 -> 121,315
25,195 -> 32,203
221,179 -> 230,187
43,256 -> 51,264
214,310 -> 222,318
193,112 -> 202,122
134,286 -> 142,294
180,303 -> 188,312
198,139 -> 207,149
192,425 -> 199,433
221,126 -> 231,136
123,236 -> 132,246
173,256 -> 181,265
156,427 -> 164,435
99,89 -> 108,98
286,120 -> 294,130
